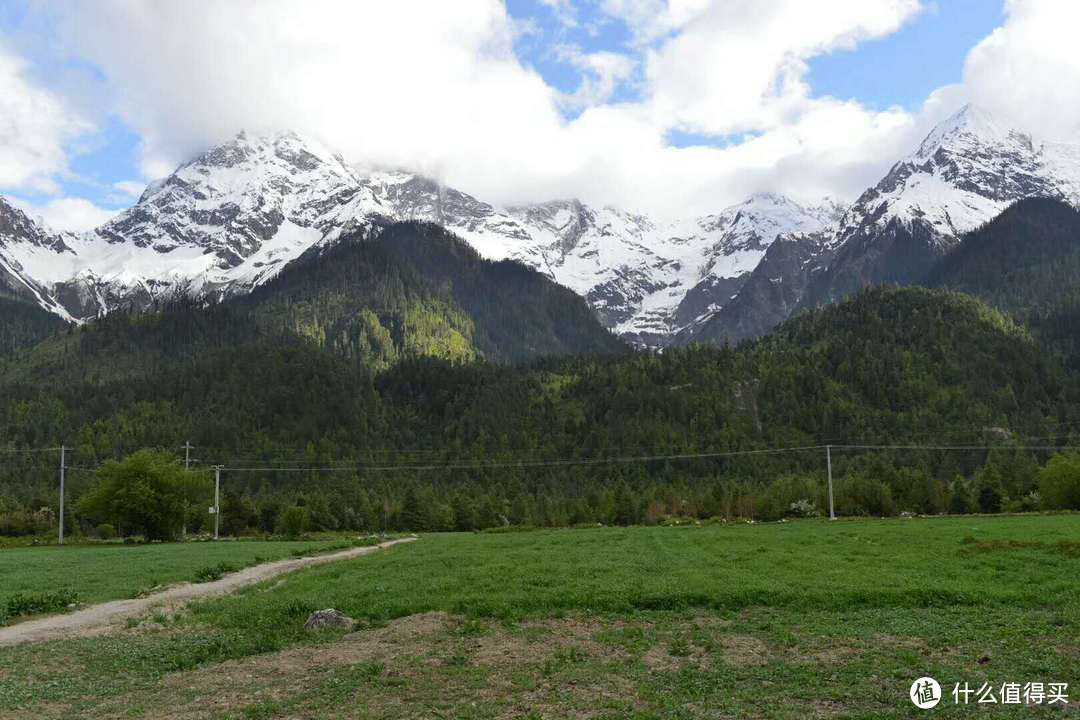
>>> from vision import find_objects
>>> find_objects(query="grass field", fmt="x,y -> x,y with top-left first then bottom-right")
0,539 -> 343,615
1,515 -> 1078,718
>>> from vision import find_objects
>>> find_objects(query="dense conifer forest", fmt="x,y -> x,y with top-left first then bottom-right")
2,209 -> 1080,536
0,296 -> 67,356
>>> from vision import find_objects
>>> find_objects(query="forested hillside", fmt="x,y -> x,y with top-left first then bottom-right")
1,284 -> 1075,535
928,198 -> 1080,316
239,221 -> 625,365
0,296 -> 68,357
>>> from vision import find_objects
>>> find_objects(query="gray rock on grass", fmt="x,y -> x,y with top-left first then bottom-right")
304,608 -> 355,631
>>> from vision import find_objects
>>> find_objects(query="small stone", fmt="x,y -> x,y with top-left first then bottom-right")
304,608 -> 355,631
976,654 -> 991,665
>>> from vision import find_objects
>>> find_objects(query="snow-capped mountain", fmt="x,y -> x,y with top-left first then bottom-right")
804,104 -> 1080,306
0,131 -> 402,319
0,197 -> 77,319
678,104 -> 1080,346
9,104 -> 1070,348
673,230 -> 835,347
346,180 -> 836,343
0,131 -> 832,344
656,194 -> 841,340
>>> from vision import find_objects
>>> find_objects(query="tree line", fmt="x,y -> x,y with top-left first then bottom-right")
2,281 -> 1080,538
4,445 -> 1079,540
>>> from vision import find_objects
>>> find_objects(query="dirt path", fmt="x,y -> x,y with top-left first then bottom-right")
0,537 -> 416,647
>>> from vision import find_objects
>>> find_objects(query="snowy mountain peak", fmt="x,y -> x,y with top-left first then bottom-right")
0,197 -> 66,251
805,197 -> 848,227
837,104 -> 1080,244
96,130 -> 386,263
0,127 -> 854,342
0,126 -> 853,344
741,191 -> 799,207
912,104 -> 1021,160
197,129 -> 348,171
697,193 -> 828,254
804,104 -> 1080,310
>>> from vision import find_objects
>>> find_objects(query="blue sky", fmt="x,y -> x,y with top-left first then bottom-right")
0,1 -> 1065,226
506,0 -> 1003,149
504,1 -> 1003,110
807,1 -> 1004,110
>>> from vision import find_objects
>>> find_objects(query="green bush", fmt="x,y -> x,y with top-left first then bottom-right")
1,589 -> 79,624
77,450 -> 210,541
193,561 -> 239,583
757,475 -> 823,521
278,506 -> 308,540
96,523 -> 116,540
833,474 -> 895,517
1038,454 -> 1080,510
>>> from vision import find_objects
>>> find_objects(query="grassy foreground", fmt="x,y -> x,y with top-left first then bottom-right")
1,515 -> 1078,718
0,539 -> 342,612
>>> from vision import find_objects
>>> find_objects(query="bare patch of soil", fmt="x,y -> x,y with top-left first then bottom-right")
471,616 -> 622,666
873,633 -> 928,651
85,613 -> 643,720
641,643 -> 684,671
716,634 -> 771,666
798,643 -> 863,665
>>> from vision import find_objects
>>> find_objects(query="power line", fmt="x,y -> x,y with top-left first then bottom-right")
831,444 -> 1080,451
7,441 -> 1080,474
0,447 -> 63,454
212,443 -> 1080,473
220,445 -> 830,472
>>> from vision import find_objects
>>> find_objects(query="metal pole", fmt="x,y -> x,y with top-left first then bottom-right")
58,445 -> 66,545
826,444 -> 836,521
213,465 -> 222,540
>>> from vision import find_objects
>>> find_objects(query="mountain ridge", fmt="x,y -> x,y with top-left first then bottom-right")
4,104 -> 1080,351
801,103 -> 1080,308
678,104 -> 1080,345
0,131 -> 842,344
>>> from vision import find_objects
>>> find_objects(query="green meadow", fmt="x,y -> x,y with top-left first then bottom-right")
0,539 -> 340,612
1,515 -> 1078,718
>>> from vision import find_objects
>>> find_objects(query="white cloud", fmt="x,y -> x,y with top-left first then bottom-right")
48,1 -> 570,185
539,0 -> 579,29
12,197 -> 117,233
555,45 -> 637,107
32,0 -> 936,217
640,0 -> 923,135
0,42 -> 90,193
598,0 -> 682,45
28,0 -> 1072,219
962,0 -> 1080,141
111,180 -> 146,201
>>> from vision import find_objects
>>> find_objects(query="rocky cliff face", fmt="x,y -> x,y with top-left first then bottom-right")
674,232 -> 834,346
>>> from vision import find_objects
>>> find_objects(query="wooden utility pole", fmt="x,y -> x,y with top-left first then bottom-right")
212,465 -> 223,540
826,444 -> 836,521
181,441 -> 194,539
58,445 -> 66,545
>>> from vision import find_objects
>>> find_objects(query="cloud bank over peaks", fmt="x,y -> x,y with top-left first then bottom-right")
1,0 -> 1078,229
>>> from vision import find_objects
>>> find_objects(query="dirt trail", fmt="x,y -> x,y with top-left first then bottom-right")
0,537 -> 416,647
